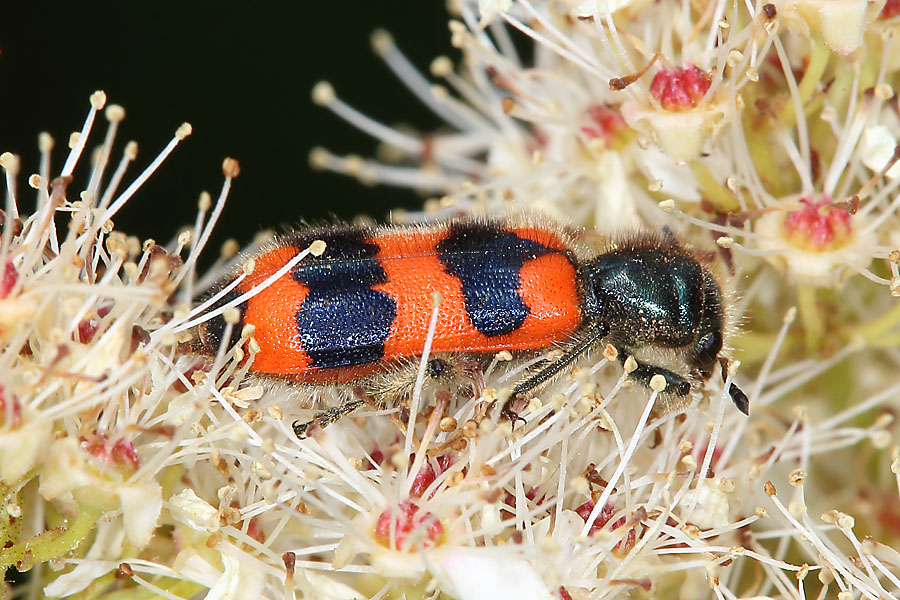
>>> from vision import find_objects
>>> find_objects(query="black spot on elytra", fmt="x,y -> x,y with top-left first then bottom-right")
291,228 -> 396,368
437,223 -> 549,337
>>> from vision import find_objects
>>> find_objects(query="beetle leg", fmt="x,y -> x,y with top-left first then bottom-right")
500,396 -> 528,426
501,321 -> 609,422
293,392 -> 369,439
293,356 -> 481,438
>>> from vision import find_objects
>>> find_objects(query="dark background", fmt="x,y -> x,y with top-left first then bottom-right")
0,3 -> 457,253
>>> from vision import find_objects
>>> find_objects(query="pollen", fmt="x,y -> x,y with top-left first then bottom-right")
222,157 -> 240,178
105,104 -> 125,122
175,122 -> 192,140
649,374 -> 667,392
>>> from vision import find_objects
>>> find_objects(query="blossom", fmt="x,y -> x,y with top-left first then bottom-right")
3,1 -> 900,598
622,62 -> 737,163
778,0 -> 877,55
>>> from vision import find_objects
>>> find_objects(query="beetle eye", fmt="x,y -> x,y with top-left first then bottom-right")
694,331 -> 723,368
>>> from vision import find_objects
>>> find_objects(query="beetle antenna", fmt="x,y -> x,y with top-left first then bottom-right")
719,356 -> 749,415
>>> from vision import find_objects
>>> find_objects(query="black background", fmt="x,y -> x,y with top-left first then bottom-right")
0,2 -> 457,253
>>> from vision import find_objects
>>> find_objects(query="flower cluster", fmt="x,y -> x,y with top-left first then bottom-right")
3,1 -> 900,599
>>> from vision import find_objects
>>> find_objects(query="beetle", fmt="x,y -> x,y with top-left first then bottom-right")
197,218 -> 747,436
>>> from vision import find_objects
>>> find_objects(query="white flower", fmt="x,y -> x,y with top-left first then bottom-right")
43,560 -> 119,598
172,550 -> 266,600
204,554 -> 266,600
622,64 -> 737,163
117,484 -> 163,548
679,478 -> 731,530
300,572 -> 369,600
0,408 -> 52,484
754,197 -> 880,287
169,488 -> 221,533
779,0 -> 875,55
436,548 -> 555,600
862,124 -> 900,180
39,437 -> 162,549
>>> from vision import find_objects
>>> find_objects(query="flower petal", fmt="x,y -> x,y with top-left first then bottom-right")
117,481 -> 162,549
169,488 -> 220,533
0,417 -> 52,484
43,560 -> 118,598
437,548 -> 555,600
862,125 -> 900,179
